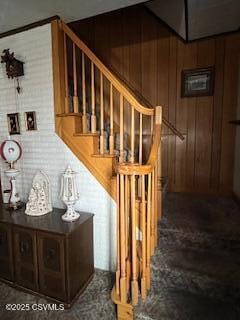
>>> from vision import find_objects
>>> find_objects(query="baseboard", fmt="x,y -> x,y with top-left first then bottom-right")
232,192 -> 240,207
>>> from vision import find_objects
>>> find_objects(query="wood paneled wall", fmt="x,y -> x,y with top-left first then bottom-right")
70,5 -> 240,194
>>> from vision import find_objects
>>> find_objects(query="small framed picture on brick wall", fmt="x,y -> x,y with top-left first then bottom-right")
25,111 -> 37,131
7,113 -> 20,135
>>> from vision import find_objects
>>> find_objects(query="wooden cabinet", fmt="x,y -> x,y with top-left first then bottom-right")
0,223 -> 14,281
0,205 -> 94,307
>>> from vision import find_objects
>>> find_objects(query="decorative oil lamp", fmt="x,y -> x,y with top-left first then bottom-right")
0,139 -> 22,210
60,165 -> 80,222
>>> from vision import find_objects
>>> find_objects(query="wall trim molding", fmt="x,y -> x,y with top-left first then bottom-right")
0,16 -> 60,39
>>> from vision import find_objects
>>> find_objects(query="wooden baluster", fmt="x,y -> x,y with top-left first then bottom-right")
146,173 -> 151,290
91,61 -> 96,133
151,169 -> 155,255
158,147 -> 162,220
150,114 -> 154,138
139,113 -> 143,165
116,174 -> 120,296
63,33 -> 69,113
100,72 -> 104,154
120,174 -> 127,303
141,174 -> 147,299
109,83 -> 114,155
119,94 -> 124,162
154,165 -> 158,249
125,175 -> 129,257
72,43 -> 79,113
81,52 -> 87,133
130,106 -> 135,163
131,175 -> 138,305
125,175 -> 131,293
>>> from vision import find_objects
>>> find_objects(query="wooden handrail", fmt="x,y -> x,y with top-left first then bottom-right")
60,21 -> 154,116
109,65 -> 185,140
116,107 -> 162,175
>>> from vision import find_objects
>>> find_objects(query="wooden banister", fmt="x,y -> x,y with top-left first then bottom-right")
108,65 -> 184,140
52,20 -> 163,319
60,21 -> 154,116
114,106 -> 162,316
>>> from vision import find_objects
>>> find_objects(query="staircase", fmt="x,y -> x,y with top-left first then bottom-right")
51,18 -> 182,319
135,193 -> 240,319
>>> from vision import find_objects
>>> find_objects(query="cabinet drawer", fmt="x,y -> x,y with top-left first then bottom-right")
0,223 -> 14,281
13,227 -> 38,290
37,232 -> 66,301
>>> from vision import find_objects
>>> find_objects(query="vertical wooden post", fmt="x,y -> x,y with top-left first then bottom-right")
119,94 -> 124,163
72,43 -> 79,113
139,113 -> 143,165
150,114 -> 154,138
63,33 -> 69,114
131,175 -> 138,305
116,174 -> 120,296
154,165 -> 158,249
51,20 -> 65,116
130,106 -> 135,163
141,174 -> 147,299
120,174 -> 127,303
100,72 -> 104,154
150,169 -> 155,255
81,52 -> 87,133
91,61 -> 96,133
109,83 -> 114,155
146,173 -> 151,290
124,175 -> 129,257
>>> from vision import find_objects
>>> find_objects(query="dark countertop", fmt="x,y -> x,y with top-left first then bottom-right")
0,204 -> 94,235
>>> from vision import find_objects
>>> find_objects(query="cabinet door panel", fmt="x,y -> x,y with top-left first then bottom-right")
37,232 -> 66,301
0,223 -> 14,281
13,227 -> 38,290
40,273 -> 66,301
17,232 -> 34,265
0,225 -> 8,257
43,239 -> 61,272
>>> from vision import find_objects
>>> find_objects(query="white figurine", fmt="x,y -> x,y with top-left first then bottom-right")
25,171 -> 52,216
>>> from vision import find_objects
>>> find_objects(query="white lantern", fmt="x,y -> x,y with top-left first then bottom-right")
60,165 -> 80,222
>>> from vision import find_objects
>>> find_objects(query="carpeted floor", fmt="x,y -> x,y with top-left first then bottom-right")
0,193 -> 240,319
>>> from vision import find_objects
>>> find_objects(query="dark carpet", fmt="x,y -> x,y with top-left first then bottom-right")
0,193 -> 240,319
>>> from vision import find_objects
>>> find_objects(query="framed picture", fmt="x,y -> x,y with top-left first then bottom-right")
25,111 -> 37,131
181,67 -> 215,97
7,113 -> 20,135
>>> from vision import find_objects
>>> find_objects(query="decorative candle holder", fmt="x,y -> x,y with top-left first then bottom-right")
60,165 -> 80,222
0,139 -> 23,210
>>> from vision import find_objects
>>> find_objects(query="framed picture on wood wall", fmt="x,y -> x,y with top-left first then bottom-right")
181,67 -> 215,97
7,113 -> 20,135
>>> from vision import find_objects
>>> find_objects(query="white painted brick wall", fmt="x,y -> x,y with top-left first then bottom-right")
0,24 -> 116,271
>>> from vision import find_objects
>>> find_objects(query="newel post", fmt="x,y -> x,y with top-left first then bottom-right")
155,106 -> 163,221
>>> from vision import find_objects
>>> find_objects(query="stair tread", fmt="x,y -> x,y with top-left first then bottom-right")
56,112 -> 81,117
74,132 -> 100,137
92,153 -> 116,158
